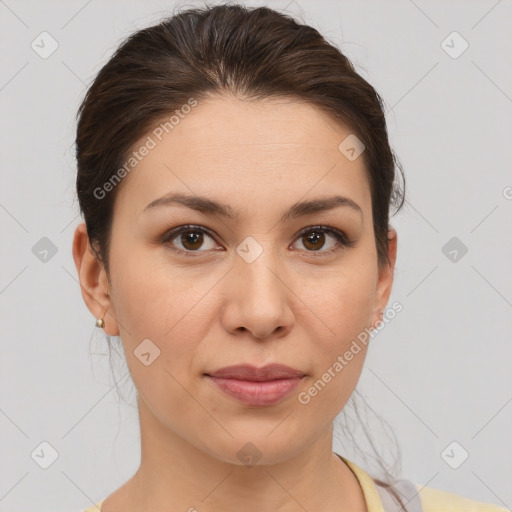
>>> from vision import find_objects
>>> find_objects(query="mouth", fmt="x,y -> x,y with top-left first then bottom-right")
204,364 -> 305,406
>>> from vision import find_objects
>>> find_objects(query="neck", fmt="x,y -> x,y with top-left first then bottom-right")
114,398 -> 368,512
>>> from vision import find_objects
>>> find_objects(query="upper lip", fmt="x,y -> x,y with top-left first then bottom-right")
206,364 -> 305,381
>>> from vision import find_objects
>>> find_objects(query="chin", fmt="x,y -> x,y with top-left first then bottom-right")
201,429 -> 307,468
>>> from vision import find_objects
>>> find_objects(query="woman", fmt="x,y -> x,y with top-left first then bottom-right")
72,4 -> 506,511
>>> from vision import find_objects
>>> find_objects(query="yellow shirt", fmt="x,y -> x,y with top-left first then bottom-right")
80,455 -> 508,511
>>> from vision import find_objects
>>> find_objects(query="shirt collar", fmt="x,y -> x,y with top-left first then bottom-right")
337,454 -> 385,512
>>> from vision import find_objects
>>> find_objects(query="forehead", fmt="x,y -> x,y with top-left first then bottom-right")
114,95 -> 371,221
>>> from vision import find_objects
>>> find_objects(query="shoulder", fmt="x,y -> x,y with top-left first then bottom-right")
339,454 -> 507,512
416,484 -> 509,512
78,499 -> 105,512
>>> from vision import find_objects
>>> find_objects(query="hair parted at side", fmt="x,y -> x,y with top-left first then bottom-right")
75,3 -> 406,506
75,2 -> 405,280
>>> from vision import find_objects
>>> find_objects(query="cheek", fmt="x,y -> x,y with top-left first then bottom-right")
110,247 -> 206,340
300,262 -> 376,400
309,261 -> 376,345
108,255 -> 208,412
108,248 -> 218,396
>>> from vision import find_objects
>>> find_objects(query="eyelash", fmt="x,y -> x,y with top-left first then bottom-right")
161,224 -> 356,258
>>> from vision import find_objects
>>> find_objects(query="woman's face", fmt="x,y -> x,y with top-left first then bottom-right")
77,95 -> 396,466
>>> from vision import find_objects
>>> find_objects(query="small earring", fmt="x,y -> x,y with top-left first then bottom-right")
95,317 -> 105,328
370,312 -> 384,331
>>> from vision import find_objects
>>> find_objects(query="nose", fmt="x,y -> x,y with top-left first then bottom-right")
219,244 -> 295,341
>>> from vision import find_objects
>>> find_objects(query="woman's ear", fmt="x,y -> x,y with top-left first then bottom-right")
72,222 -> 120,336
371,227 -> 398,328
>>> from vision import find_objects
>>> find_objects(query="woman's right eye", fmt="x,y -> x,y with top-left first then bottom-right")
162,225 -> 220,256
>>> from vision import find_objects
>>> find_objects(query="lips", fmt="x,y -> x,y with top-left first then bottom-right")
205,364 -> 305,406
206,364 -> 304,381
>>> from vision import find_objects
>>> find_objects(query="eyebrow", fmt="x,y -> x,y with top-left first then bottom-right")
143,192 -> 363,222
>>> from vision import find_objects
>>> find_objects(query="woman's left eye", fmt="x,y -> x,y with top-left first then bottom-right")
161,224 -> 354,257
292,226 -> 355,255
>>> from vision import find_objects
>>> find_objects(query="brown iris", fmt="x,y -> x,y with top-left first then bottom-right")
181,231 -> 204,250
302,231 -> 325,251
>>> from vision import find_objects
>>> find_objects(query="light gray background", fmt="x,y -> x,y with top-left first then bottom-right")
1,0 -> 511,511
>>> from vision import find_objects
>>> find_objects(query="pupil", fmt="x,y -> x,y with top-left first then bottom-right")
305,232 -> 324,250
182,231 -> 202,249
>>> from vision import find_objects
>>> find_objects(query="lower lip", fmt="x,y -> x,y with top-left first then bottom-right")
206,376 -> 303,406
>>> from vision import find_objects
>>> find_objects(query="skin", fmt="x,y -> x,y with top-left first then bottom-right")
73,94 -> 397,512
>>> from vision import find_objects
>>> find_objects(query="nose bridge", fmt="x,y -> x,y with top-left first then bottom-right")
224,234 -> 293,338
234,234 -> 285,299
